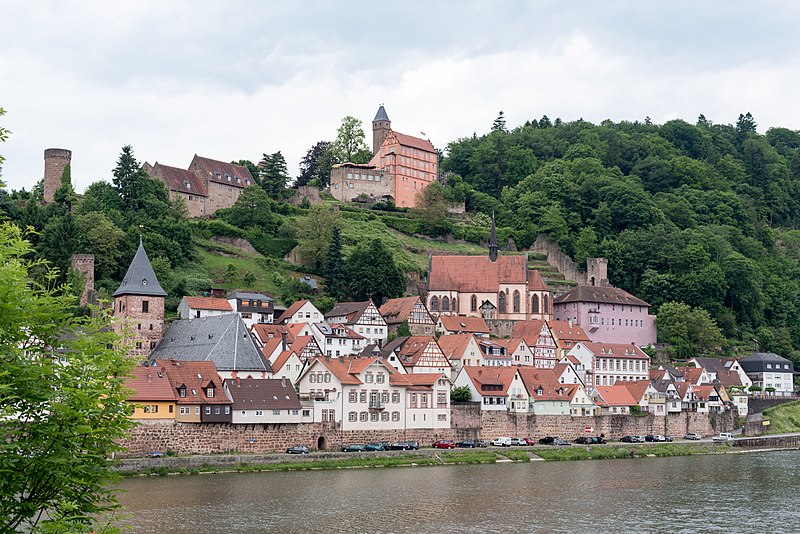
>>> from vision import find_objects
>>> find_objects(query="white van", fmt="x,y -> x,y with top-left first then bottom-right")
491,437 -> 512,447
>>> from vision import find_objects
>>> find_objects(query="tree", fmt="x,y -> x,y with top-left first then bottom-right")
325,225 -> 347,300
491,111 -> 507,133
657,301 -> 725,358
0,222 -> 134,532
333,116 -> 372,164
450,386 -> 472,402
112,145 -> 149,211
258,152 -> 290,198
345,239 -> 405,303
218,185 -> 280,232
232,159 -> 260,185
243,271 -> 256,287
297,141 -> 336,187
295,205 -> 339,273
412,183 -> 454,237
397,320 -> 412,337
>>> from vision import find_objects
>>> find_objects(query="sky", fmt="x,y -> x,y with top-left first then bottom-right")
1,0 -> 800,193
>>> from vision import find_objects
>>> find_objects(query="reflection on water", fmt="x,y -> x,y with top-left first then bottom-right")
118,450 -> 800,533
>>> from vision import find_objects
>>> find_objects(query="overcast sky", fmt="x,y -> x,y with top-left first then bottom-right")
2,1 -> 800,192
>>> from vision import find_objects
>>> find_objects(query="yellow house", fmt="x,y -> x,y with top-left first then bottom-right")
127,364 -> 177,420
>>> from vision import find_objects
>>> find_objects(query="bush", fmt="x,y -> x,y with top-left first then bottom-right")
193,219 -> 246,239
246,228 -> 296,258
450,386 -> 472,402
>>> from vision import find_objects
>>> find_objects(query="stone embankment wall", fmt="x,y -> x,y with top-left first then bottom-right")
531,234 -> 585,284
732,434 -> 800,449
120,405 -> 735,458
747,395 -> 799,415
486,319 -> 517,338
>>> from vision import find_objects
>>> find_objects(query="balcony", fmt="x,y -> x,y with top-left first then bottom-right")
368,401 -> 385,411
510,393 -> 526,400
588,307 -> 601,314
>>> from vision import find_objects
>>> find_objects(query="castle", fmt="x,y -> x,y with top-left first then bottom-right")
330,106 -> 438,208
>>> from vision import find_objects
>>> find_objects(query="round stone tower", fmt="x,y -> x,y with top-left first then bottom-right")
43,148 -> 72,204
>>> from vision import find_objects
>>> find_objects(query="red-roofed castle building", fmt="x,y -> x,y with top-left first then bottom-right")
329,106 -> 438,208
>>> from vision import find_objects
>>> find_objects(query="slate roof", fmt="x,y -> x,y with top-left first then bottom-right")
150,313 -> 272,372
429,255 -> 528,292
225,378 -> 302,410
553,285 -> 650,307
374,105 -> 390,122
230,292 -> 274,302
739,352 -> 794,373
324,301 -> 372,323
298,276 -> 318,290
113,241 -> 167,297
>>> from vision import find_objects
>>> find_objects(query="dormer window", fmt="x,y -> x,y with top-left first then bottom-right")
207,387 -> 214,398
179,386 -> 186,398
142,278 -> 148,286
236,176 -> 241,183
184,180 -> 191,189
537,387 -> 543,395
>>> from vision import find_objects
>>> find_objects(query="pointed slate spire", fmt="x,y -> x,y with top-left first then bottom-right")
373,104 -> 390,122
113,241 -> 167,297
489,214 -> 499,262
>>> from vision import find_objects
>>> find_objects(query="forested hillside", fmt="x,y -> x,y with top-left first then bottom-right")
441,113 -> 800,361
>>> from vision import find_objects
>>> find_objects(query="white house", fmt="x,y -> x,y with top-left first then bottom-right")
568,341 -> 650,389
178,296 -> 233,319
453,366 -> 518,411
278,299 -> 323,325
494,338 -> 534,366
437,334 -> 483,380
311,323 -> 366,357
224,378 -> 307,424
739,353 -> 795,396
227,292 -> 274,328
270,350 -> 308,385
324,300 -> 388,346
380,336 -> 452,375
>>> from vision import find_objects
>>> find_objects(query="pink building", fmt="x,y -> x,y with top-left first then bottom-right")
553,286 -> 656,346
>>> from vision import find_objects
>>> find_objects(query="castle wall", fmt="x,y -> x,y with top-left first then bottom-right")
532,234 -> 585,286
118,406 -> 734,457
43,148 -> 72,204
169,190 -> 207,218
70,254 -> 95,306
206,181 -> 242,214
330,166 -> 394,203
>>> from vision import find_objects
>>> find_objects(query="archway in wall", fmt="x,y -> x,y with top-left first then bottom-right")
317,435 -> 327,451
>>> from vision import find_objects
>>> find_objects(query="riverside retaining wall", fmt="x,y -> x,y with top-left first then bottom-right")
119,406 -> 735,458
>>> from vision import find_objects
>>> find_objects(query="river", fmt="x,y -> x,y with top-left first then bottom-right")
118,450 -> 800,533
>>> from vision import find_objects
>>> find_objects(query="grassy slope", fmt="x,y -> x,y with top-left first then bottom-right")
762,400 -> 800,434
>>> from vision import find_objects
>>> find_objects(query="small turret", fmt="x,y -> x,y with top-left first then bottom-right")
372,104 -> 391,155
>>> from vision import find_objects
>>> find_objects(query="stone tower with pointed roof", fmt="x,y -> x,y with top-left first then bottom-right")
113,240 -> 167,359
372,105 -> 391,155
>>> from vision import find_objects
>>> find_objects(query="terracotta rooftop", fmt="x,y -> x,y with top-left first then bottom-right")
379,296 -> 425,325
461,366 -> 518,395
518,368 -> 575,401
127,365 -> 177,402
620,380 -> 651,403
191,155 -> 253,188
279,299 -> 311,323
182,296 -> 232,312
392,131 -> 436,153
436,334 -> 476,361
155,359 -> 230,405
512,319 -> 546,346
528,270 -> 550,291
546,320 -> 591,342
151,162 -> 207,196
593,385 -> 639,407
581,341 -> 649,359
438,315 -> 489,335
429,255 -> 528,292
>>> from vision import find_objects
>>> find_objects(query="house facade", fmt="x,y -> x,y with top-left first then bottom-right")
157,360 -> 232,423
324,300 -> 388,346
453,367 -> 518,411
227,292 -> 274,328
379,296 -> 435,336
278,299 -> 323,325
568,341 -> 650,389
224,378 -> 305,424
380,336 -> 452,375
126,364 -> 177,419
739,353 -> 795,395
178,296 -> 233,319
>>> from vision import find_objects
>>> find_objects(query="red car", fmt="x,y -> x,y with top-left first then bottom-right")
432,440 -> 456,449
523,437 -> 536,445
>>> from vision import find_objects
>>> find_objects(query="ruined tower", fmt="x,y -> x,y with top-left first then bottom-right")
372,105 -> 391,155
113,240 -> 166,359
43,148 -> 72,204
70,254 -> 95,307
586,257 -> 609,287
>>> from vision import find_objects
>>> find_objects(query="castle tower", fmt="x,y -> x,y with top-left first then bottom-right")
113,240 -> 167,359
489,215 -> 499,262
70,254 -> 95,307
43,148 -> 72,204
372,105 -> 391,155
586,257 -> 609,287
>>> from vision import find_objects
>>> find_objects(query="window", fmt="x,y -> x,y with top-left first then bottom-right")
531,294 -> 540,314
513,290 -> 520,313
179,406 -> 189,415
381,412 -> 389,421
360,411 -> 368,422
324,373 -> 331,383
370,412 -> 379,422
225,407 -> 230,414
310,374 -> 317,383
471,294 -> 477,312
438,414 -> 447,421
179,387 -> 186,398
392,391 -> 400,403
498,292 -> 506,314
360,391 -> 367,403
349,411 -> 357,422
207,387 -> 214,398
205,406 -> 211,415
376,373 -> 385,384
543,294 -> 549,314
195,407 -> 200,414
142,300 -> 149,313
365,373 -> 374,383
442,296 -> 450,312
430,296 -> 440,312
255,410 -> 263,416
273,409 -> 281,416
392,411 -> 400,421
349,391 -> 357,403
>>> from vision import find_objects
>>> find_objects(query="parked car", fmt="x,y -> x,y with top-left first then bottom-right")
491,437 -> 512,447
620,435 -> 644,443
523,437 -> 536,446
364,443 -> 385,451
574,436 -> 592,444
457,440 -> 478,448
405,441 -> 420,450
684,432 -> 702,440
538,436 -> 557,445
552,438 -> 570,446
432,440 -> 456,449
286,445 -> 310,454
475,440 -> 490,447
712,433 -> 734,443
342,444 -> 367,452
663,435 -> 674,442
590,436 -> 608,445
509,438 -> 526,446
644,435 -> 657,442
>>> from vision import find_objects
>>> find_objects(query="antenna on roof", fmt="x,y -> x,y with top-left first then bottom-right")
138,225 -> 144,245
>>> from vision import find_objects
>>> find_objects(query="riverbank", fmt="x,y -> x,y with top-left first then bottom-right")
116,440 -> 769,477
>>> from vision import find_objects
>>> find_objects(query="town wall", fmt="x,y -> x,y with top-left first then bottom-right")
289,186 -> 323,206
119,406 -> 735,457
330,165 -> 394,203
531,234 -> 585,286
70,254 -> 95,306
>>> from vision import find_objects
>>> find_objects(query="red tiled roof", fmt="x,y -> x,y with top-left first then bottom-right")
291,335 -> 319,355
251,324 -> 292,345
682,367 -> 704,385
191,155 -> 253,188
620,380 -> 651,403
155,359 -> 230,405
429,255 -> 528,292
518,368 -> 575,401
582,341 -> 649,359
692,384 -> 716,401
439,315 -> 489,334
182,296 -> 232,312
127,365 -> 177,402
493,338 -> 525,354
528,270 -> 550,291
151,163 -> 208,196
512,319 -> 546,346
594,385 -> 638,407
280,299 -> 311,323
436,334 -> 475,361
271,350 -> 298,373
261,337 -> 284,360
716,369 -> 742,388
379,296 -> 426,325
546,320 -> 591,342
392,131 -> 436,153
461,366 -> 518,395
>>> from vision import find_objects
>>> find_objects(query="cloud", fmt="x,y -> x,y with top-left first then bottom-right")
2,1 -> 800,192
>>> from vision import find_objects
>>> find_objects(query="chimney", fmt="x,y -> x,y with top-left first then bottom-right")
147,373 -> 152,382
281,332 -> 288,351
281,377 -> 286,388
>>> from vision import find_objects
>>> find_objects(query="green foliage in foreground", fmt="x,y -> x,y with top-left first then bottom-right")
0,223 -> 134,533
534,444 -> 718,461
762,400 -> 800,434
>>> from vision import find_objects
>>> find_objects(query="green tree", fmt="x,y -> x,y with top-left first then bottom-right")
232,159 -> 260,185
491,111 -> 507,133
325,225 -> 347,300
412,183 -> 454,237
112,144 -> 149,211
346,239 -> 405,303
296,205 -> 339,273
657,301 -> 725,358
218,185 -> 280,232
333,116 -> 372,164
0,222 -> 134,532
243,271 -> 256,287
258,152 -> 290,198
225,263 -> 237,283
450,386 -> 472,402
297,141 -> 336,187
397,320 -> 412,337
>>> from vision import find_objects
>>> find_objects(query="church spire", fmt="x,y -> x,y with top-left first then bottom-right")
489,214 -> 499,262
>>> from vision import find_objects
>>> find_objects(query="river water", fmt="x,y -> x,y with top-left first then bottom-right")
118,450 -> 800,533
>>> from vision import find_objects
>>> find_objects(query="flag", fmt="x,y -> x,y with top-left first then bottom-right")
420,131 -> 427,136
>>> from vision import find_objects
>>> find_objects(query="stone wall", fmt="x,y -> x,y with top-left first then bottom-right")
210,236 -> 259,255
113,295 -> 164,359
119,406 -> 735,457
330,165 -> 394,203
747,395 -> 799,415
486,319 -> 517,338
289,186 -> 323,206
70,254 -> 95,306
532,234 -> 585,285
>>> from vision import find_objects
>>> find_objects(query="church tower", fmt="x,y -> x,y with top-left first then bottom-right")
489,216 -> 499,262
372,105 -> 391,154
113,239 -> 167,359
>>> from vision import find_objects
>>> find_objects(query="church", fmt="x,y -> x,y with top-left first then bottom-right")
329,105 -> 438,208
426,221 -> 552,322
